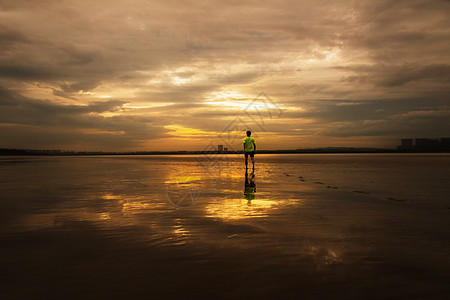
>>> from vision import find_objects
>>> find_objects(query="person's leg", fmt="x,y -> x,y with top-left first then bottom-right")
251,156 -> 255,170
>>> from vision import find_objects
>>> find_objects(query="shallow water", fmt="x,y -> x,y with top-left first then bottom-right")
1,154 -> 449,299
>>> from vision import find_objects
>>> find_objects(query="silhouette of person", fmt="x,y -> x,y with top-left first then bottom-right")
243,130 -> 256,170
244,170 -> 256,203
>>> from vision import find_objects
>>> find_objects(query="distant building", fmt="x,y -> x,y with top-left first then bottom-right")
397,137 -> 450,152
223,147 -> 228,153
415,138 -> 438,152
440,138 -> 450,151
399,139 -> 413,151
218,145 -> 223,152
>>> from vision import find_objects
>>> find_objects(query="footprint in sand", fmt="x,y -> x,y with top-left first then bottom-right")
354,190 -> 371,194
385,197 -> 408,202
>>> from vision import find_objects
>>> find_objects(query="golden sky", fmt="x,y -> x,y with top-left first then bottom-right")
1,0 -> 449,151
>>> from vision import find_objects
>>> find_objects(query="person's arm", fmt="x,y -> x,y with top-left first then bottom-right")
253,142 -> 256,152
243,142 -> 246,151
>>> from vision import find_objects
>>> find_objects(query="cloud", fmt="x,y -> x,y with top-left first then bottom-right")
0,86 -> 168,150
0,24 -> 29,47
318,107 -> 450,138
1,0 -> 449,150
339,63 -> 450,87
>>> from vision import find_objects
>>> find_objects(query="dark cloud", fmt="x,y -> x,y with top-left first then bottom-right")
0,86 -> 168,150
338,63 -> 450,87
0,25 -> 29,46
377,64 -> 450,87
318,108 -> 450,138
0,63 -> 58,81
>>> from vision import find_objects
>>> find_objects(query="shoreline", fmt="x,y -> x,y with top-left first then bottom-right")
1,148 -> 449,156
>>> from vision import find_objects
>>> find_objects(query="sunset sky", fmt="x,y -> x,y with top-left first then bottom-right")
1,0 -> 449,151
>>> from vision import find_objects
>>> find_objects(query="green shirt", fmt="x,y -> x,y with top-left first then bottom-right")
243,137 -> 255,152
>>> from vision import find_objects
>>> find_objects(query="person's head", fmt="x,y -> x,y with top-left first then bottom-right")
246,130 -> 251,137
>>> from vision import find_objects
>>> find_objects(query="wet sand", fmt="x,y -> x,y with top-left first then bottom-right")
1,154 -> 449,299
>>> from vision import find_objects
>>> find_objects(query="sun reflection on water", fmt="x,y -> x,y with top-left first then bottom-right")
165,173 -> 203,208
200,168 -> 306,220
204,198 -> 279,220
161,160 -> 309,220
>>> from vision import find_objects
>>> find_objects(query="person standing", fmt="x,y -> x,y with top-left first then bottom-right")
243,131 -> 256,170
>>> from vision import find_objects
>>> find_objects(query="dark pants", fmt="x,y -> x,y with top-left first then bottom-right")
245,151 -> 255,158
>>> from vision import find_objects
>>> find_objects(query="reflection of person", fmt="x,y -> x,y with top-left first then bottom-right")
243,130 -> 256,170
244,170 -> 256,203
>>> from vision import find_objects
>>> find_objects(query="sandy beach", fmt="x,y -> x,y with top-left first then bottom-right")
1,154 -> 449,299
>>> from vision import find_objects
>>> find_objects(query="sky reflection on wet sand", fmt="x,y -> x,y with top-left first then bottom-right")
1,154 -> 449,299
